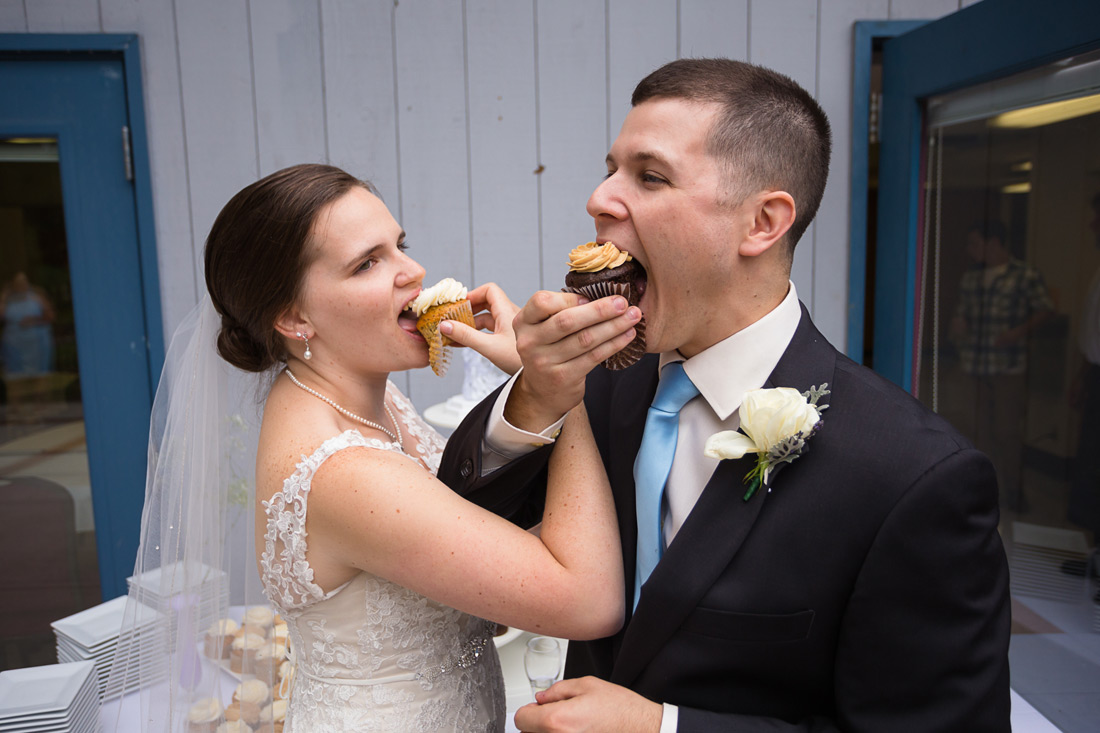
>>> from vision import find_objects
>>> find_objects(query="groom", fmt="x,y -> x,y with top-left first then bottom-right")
440,58 -> 1010,732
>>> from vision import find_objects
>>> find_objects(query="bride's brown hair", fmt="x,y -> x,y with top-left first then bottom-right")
203,164 -> 379,372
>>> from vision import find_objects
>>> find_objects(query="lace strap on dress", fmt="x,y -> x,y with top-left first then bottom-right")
259,430 -> 413,613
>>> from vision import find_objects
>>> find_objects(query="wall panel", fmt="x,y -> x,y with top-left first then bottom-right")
749,0 -> 820,313
466,0 -> 540,303
0,1 -> 27,31
679,0 -> 749,60
607,0 -> 678,143
535,0 -> 608,290
102,0 -> 196,334
393,0 -> 471,408
24,0 -> 98,32
250,0 -> 326,175
320,0 -> 400,208
174,0 -> 258,291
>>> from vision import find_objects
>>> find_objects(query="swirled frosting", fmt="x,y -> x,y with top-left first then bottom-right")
567,241 -> 632,272
407,277 -> 468,316
235,678 -> 270,705
188,697 -> 223,723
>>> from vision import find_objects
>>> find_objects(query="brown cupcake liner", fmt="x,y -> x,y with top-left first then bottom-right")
562,283 -> 646,370
564,280 -> 635,304
417,300 -> 475,377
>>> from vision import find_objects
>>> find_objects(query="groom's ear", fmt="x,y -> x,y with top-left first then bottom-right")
739,190 -> 796,258
274,306 -> 310,341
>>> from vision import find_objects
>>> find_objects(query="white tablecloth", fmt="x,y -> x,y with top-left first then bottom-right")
98,630 -> 561,732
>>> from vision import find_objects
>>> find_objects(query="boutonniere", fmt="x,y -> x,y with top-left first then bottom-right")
703,384 -> 830,501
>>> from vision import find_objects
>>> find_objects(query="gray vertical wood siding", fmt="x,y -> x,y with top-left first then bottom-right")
1,0 -> 971,410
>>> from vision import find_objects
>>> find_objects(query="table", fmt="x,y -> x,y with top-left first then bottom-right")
99,629 -> 563,731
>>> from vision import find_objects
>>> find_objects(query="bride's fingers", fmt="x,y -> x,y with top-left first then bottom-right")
467,282 -> 519,322
439,319 -> 521,375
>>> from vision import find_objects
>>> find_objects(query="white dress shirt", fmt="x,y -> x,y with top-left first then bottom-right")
483,284 -> 803,731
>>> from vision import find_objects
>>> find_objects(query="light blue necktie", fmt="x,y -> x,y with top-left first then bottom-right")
632,362 -> 699,610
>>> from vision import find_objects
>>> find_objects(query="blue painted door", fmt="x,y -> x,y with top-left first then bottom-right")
0,51 -> 157,624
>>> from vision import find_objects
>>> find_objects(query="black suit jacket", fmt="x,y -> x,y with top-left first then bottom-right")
439,306 -> 1011,732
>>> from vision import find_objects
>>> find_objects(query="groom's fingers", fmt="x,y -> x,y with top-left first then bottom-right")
504,292 -> 640,432
517,296 -> 639,366
513,677 -> 663,733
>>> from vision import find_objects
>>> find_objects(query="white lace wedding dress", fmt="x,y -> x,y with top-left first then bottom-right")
259,381 -> 506,732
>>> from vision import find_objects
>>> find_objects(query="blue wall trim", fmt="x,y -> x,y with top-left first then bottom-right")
874,0 -> 1100,391
847,20 -> 927,364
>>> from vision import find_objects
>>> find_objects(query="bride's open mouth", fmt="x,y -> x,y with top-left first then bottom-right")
398,306 -> 424,341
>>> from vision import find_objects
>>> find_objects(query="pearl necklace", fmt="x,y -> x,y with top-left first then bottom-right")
284,368 -> 402,447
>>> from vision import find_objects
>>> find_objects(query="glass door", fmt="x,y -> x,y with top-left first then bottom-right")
915,54 -> 1100,729
0,137 -> 96,669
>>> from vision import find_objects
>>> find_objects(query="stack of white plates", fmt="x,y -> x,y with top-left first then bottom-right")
0,660 -> 99,732
127,561 -> 229,635
52,595 -> 165,700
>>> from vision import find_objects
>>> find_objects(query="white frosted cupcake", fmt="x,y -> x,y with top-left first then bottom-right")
253,642 -> 287,682
405,278 -> 475,377
203,618 -> 239,659
242,606 -> 275,629
259,699 -> 288,733
186,697 -> 224,733
230,632 -> 267,674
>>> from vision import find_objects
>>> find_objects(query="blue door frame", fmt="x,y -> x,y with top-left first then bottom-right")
0,34 -> 162,599
874,0 -> 1100,391
846,20 -> 926,364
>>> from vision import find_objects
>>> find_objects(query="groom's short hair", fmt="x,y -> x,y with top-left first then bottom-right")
632,58 -> 831,253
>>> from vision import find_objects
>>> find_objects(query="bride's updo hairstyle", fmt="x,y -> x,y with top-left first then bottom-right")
204,164 -> 379,372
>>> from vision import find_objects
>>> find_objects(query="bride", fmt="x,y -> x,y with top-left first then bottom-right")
111,164 -> 638,732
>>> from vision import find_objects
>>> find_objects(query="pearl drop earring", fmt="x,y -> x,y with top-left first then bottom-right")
296,331 -> 313,360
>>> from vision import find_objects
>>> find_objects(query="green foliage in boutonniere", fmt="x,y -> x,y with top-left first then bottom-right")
703,384 -> 829,501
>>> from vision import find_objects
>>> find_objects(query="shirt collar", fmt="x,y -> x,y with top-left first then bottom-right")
658,283 -> 802,420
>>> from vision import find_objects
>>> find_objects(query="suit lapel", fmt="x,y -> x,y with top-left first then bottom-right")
607,361 -> 659,611
612,452 -> 764,686
609,304 -> 838,688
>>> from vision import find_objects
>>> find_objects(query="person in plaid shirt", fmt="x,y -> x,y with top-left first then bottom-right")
951,219 -> 1054,512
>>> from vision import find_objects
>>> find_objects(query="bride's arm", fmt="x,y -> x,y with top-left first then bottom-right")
307,404 -> 623,640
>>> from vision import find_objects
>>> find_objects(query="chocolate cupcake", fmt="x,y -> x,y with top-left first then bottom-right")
564,242 -> 647,370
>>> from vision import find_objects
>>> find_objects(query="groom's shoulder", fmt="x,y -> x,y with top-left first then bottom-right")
829,350 -> 974,457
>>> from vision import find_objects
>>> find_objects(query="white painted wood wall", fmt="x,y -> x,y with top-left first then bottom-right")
0,0 -> 978,411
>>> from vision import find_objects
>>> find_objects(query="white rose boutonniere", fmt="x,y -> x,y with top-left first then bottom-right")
704,384 -> 830,501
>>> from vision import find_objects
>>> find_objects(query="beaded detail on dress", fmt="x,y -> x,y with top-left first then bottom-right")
259,381 -> 504,732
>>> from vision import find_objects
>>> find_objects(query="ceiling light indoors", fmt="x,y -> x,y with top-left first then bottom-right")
990,93 -> 1100,128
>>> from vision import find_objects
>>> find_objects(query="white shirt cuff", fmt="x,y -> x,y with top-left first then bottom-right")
659,703 -> 678,733
481,369 -> 566,473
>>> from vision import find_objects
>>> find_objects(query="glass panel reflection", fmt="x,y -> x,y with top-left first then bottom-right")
917,52 -> 1100,729
0,138 -> 99,671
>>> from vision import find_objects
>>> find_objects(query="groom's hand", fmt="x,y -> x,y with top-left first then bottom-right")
505,292 -> 641,433
514,676 -> 662,733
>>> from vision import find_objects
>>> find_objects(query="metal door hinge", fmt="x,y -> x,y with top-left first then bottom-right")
122,125 -> 134,181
